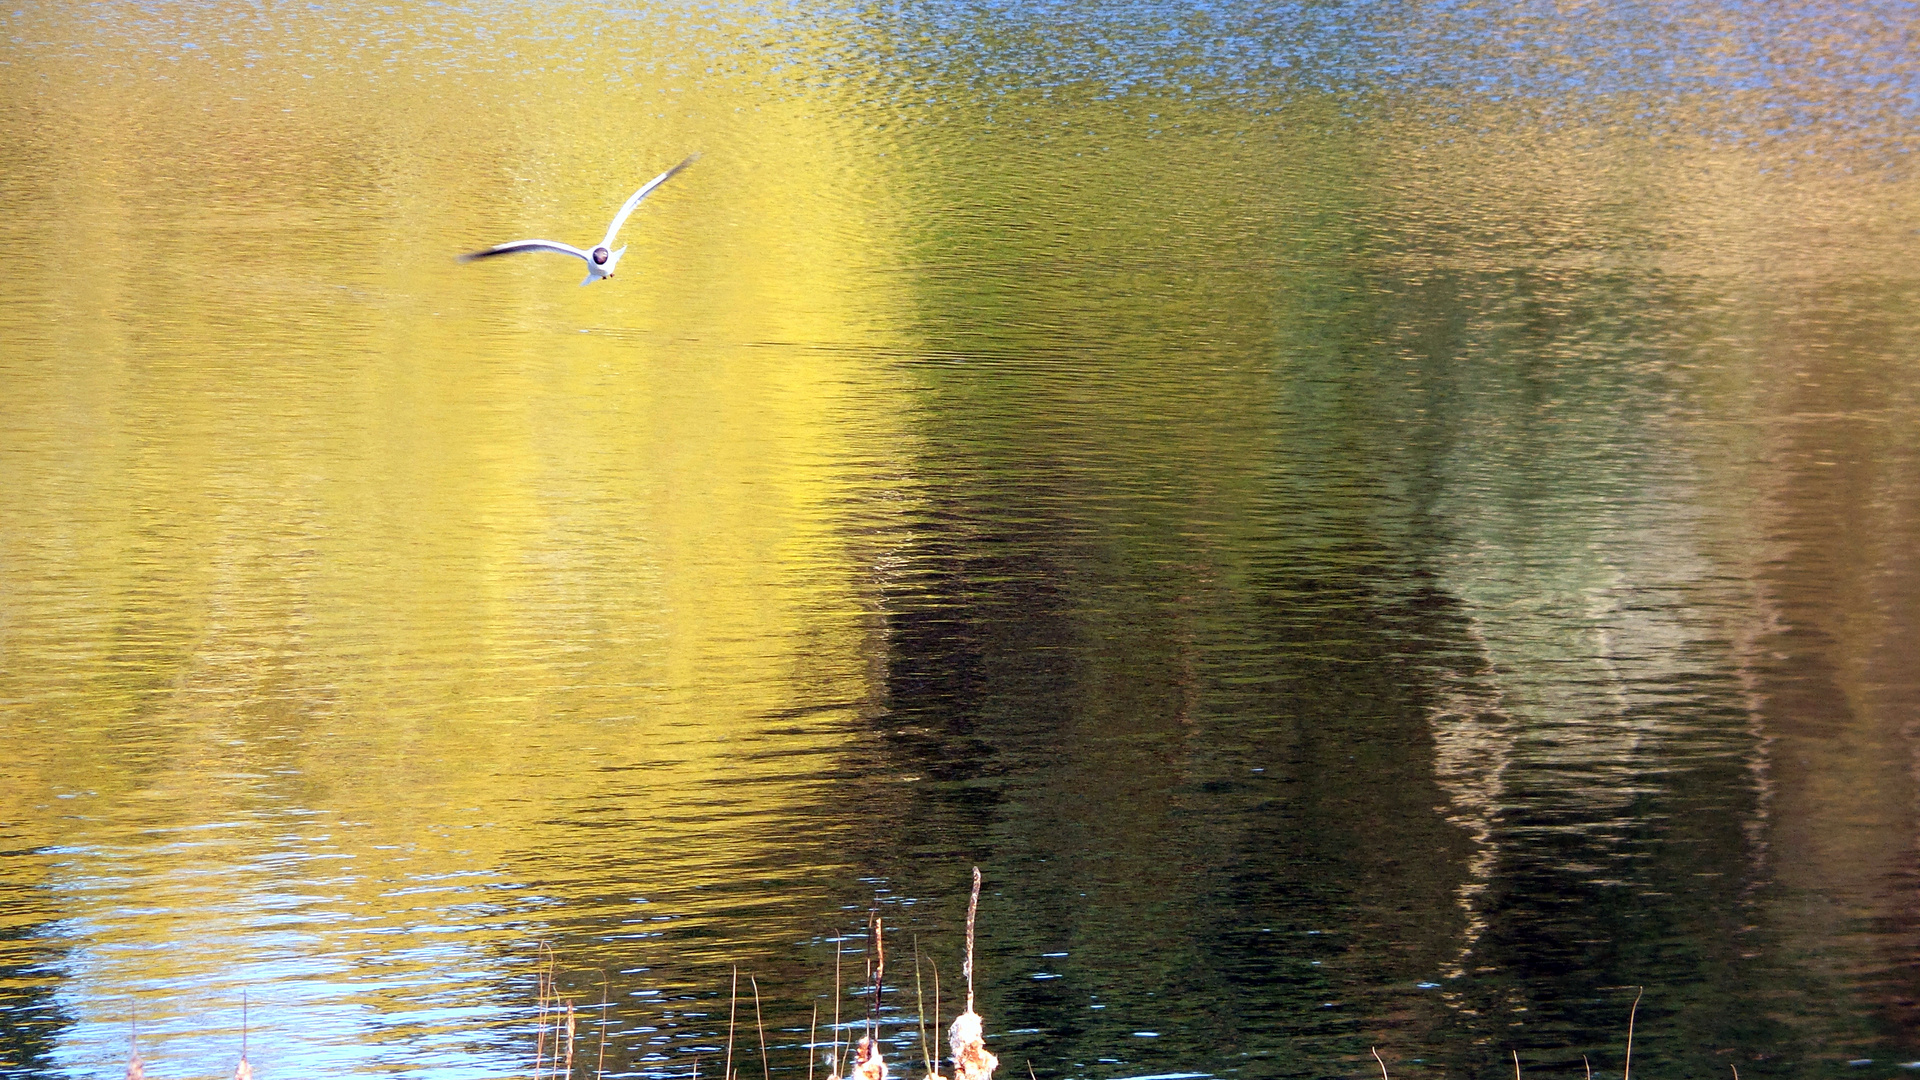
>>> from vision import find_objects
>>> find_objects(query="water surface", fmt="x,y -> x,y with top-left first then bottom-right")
2,2 -> 1918,1079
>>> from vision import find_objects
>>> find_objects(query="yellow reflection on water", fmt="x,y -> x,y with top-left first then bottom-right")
0,2 -> 920,1059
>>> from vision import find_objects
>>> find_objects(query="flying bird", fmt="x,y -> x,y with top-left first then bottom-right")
460,155 -> 696,286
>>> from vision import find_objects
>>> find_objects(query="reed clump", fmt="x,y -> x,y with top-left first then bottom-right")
517,868 -> 999,1080
110,878 -> 1668,1080
114,870 -> 1005,1080
1370,985 -> 1649,1080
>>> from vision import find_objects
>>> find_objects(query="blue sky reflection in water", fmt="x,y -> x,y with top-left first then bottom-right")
0,2 -> 1917,1080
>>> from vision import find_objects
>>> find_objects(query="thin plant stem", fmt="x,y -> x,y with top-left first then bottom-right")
809,1004 -> 819,1080
536,956 -> 550,1080
753,976 -> 771,1080
1372,1047 -> 1389,1080
929,956 -> 942,1076
235,992 -> 252,1080
1512,1049 -> 1521,1080
596,972 -> 610,1080
913,942 -> 933,1078
127,1004 -> 142,1080
833,935 -> 845,1077
1583,1055 -> 1591,1080
726,968 -> 739,1080
1624,988 -> 1643,1080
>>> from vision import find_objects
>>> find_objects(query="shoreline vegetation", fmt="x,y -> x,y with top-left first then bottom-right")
117,869 -> 1003,1080
113,871 -> 1652,1080
507,867 -> 1004,1080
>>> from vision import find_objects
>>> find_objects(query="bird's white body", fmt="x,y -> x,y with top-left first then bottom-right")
461,156 -> 695,285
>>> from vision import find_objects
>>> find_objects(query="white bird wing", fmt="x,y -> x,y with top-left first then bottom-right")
600,155 -> 698,250
460,239 -> 592,263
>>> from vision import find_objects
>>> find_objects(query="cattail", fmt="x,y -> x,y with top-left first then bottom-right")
948,1012 -> 997,1080
949,869 -> 995,1080
850,1036 -> 888,1080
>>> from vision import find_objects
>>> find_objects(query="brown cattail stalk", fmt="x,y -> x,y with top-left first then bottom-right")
963,868 -> 980,1015
565,1003 -> 577,1080
949,870 -> 996,1080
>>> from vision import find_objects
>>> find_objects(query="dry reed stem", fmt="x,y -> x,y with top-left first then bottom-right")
1624,988 -> 1642,1080
726,967 -> 739,1080
930,956 -> 942,1075
832,935 -> 845,1079
534,972 -> 547,1080
1371,1047 -> 1389,1080
752,976 -> 771,1080
596,974 -> 611,1080
913,942 -> 940,1079
535,946 -> 558,1080
235,992 -> 252,1080
809,1004 -> 820,1080
1512,1049 -> 1521,1080
1582,1055 -> 1591,1080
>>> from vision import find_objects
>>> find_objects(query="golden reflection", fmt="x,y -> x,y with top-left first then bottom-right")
0,0 -> 922,1035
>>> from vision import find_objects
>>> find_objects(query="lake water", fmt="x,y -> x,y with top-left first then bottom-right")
2,2 -> 1918,1079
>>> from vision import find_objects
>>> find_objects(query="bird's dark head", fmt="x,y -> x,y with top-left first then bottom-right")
592,246 -> 610,265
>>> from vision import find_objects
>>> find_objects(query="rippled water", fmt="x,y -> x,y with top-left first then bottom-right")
3,2 -> 1918,1079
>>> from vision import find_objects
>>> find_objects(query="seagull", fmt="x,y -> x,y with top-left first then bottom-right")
460,155 -> 696,286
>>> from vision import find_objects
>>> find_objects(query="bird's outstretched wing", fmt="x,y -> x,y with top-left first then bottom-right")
459,239 -> 592,263
601,155 -> 698,250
